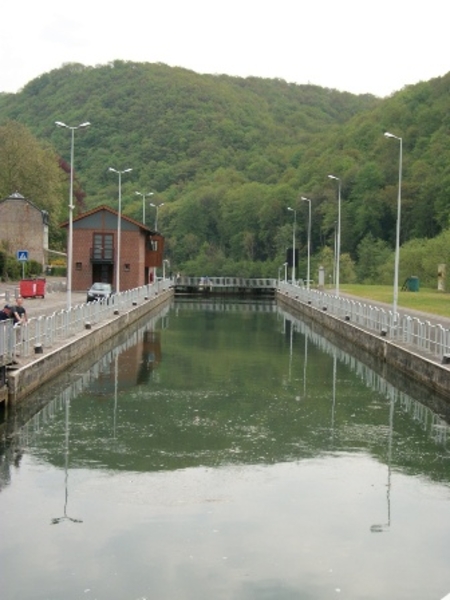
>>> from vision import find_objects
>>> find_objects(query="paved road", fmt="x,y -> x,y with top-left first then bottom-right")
0,278 -> 86,318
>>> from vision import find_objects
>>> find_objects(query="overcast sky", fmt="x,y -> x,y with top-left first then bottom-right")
1,0 -> 448,97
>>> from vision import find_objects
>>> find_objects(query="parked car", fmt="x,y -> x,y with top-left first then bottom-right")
86,282 -> 113,303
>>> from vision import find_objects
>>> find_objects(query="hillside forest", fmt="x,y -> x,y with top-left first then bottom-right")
0,61 -> 449,287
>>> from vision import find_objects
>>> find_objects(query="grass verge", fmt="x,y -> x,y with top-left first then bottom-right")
339,284 -> 450,318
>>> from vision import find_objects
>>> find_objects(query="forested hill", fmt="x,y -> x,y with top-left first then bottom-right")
0,61 -> 449,282
0,60 -> 378,199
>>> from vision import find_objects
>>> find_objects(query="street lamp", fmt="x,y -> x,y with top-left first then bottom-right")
109,167 -> 132,294
55,121 -> 90,310
135,191 -> 154,224
384,131 -> 403,322
287,206 -> 297,284
301,196 -> 312,292
278,264 -> 283,282
149,202 -> 165,231
328,175 -> 341,297
163,259 -> 170,280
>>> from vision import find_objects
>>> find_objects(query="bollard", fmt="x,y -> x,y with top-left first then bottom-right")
34,343 -> 44,354
85,322 -> 92,330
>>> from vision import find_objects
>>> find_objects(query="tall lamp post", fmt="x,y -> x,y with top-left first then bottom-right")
55,121 -> 90,310
163,259 -> 170,280
135,191 -> 154,224
149,202 -> 165,231
287,206 -> 297,284
384,131 -> 403,322
328,175 -> 341,297
301,196 -> 312,292
109,167 -> 132,294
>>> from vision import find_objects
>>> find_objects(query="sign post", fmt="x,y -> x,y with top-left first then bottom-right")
16,250 -> 29,279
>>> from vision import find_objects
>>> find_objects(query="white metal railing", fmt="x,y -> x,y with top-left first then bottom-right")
0,279 -> 172,365
278,281 -> 450,362
175,276 -> 277,288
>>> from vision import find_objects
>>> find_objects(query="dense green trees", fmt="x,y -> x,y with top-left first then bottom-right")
0,62 -> 449,285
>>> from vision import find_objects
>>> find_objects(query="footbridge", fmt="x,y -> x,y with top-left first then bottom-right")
173,276 -> 277,295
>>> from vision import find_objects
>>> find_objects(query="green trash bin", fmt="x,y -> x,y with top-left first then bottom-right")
407,276 -> 420,292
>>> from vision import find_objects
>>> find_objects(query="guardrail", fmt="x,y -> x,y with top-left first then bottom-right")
1,279 -> 172,366
278,281 -> 450,362
175,276 -> 277,288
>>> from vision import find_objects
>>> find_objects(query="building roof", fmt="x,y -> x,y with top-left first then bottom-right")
0,191 -> 49,224
60,204 -> 157,234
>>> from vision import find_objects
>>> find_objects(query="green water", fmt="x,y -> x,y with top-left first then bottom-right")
1,298 -> 450,600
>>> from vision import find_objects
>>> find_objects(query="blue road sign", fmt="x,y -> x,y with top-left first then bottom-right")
17,250 -> 29,261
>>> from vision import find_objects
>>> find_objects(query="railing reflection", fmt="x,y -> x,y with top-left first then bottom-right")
279,307 -> 449,450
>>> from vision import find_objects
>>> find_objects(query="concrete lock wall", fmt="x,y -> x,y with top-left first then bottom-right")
7,289 -> 173,404
277,291 -> 450,402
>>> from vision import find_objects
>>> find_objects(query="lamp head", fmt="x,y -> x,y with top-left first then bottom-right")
328,174 -> 339,181
55,121 -> 67,128
384,131 -> 402,142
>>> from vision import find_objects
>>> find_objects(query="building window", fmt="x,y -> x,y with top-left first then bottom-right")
75,262 -> 82,270
124,263 -> 130,272
92,233 -> 114,260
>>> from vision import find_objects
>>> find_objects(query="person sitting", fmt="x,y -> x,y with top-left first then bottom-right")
0,305 -> 13,321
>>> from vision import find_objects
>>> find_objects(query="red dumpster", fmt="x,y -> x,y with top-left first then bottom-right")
20,279 -> 37,298
36,277 -> 46,298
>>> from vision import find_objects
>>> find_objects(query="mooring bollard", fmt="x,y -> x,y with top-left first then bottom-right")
34,343 -> 43,354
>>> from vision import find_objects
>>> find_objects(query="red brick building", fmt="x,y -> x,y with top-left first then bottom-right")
62,205 -> 164,292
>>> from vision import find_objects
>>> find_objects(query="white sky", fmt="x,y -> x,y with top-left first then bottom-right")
1,0 -> 449,97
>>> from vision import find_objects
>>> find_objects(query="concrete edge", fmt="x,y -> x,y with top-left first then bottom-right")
277,291 -> 450,402
7,289 -> 173,404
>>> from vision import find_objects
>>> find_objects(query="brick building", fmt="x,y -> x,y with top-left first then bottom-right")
62,205 -> 164,292
0,192 -> 49,267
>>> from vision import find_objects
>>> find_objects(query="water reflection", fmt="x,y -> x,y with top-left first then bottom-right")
370,395 -> 393,534
51,396 -> 83,525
